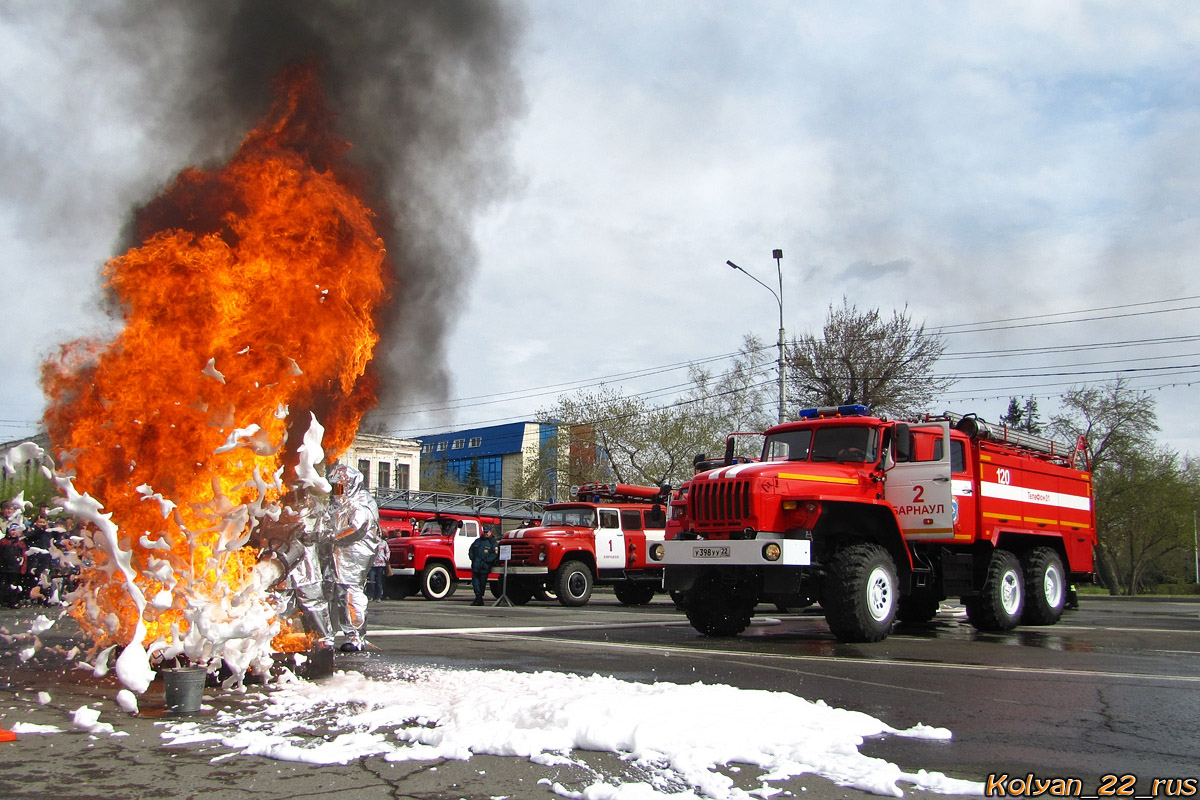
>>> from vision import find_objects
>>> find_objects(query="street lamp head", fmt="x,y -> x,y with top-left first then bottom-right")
772,249 -> 782,260
726,260 -> 740,270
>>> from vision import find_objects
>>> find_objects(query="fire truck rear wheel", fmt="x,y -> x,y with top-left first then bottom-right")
556,560 -> 594,606
966,548 -> 1024,631
613,582 -> 657,606
420,563 -> 456,601
821,543 -> 898,643
1021,547 -> 1066,626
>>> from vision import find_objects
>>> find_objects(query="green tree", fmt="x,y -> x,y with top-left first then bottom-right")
1050,379 -> 1162,594
536,339 -> 777,488
540,386 -> 695,487
785,298 -> 952,418
1095,446 -> 1197,594
1000,396 -> 1042,434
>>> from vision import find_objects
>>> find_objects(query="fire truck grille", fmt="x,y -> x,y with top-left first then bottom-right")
505,541 -> 536,563
689,479 -> 751,528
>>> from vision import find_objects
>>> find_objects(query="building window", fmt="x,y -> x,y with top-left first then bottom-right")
378,462 -> 390,491
357,459 -> 371,489
436,441 -> 447,452
469,437 -> 482,448
422,444 -> 432,454
395,463 -> 410,490
452,439 -> 465,450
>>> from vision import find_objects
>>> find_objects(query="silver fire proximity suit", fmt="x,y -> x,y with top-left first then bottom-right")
269,491 -> 336,648
326,464 -> 383,652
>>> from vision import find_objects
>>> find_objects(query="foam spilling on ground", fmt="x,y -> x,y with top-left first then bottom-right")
161,665 -> 983,798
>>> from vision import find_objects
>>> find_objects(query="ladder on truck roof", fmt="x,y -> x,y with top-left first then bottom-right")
373,488 -> 547,521
933,412 -> 1089,471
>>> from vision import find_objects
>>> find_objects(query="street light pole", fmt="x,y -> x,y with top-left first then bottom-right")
727,250 -> 786,425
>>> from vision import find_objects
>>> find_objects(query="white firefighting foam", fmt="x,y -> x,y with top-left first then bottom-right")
159,665 -> 983,799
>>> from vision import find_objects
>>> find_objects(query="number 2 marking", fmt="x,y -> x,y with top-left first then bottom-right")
912,485 -> 925,503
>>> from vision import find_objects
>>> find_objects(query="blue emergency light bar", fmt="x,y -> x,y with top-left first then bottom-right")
797,404 -> 871,419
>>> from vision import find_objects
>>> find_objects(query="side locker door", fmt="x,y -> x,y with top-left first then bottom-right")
595,508 -> 625,569
883,421 -> 955,541
454,520 -> 479,570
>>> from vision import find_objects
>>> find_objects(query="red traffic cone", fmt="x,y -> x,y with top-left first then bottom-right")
0,726 -> 15,742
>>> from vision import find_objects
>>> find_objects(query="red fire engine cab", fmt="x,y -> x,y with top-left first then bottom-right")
387,512 -> 502,600
655,405 -> 1096,643
500,482 -> 672,607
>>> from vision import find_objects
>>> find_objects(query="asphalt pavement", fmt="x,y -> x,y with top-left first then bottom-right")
0,593 -> 990,800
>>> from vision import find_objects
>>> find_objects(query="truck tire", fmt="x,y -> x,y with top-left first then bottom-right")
506,581 -> 535,605
1021,547 -> 1066,626
613,582 -> 656,606
822,543 -> 898,642
682,571 -> 756,637
966,549 -> 1024,631
420,562 -> 456,601
555,560 -> 593,606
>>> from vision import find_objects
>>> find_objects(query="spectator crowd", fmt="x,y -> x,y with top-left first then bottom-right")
0,499 -> 81,607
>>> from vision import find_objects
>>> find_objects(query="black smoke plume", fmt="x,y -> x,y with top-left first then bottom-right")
107,0 -> 528,429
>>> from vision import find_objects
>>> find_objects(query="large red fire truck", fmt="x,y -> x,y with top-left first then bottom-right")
654,405 -> 1095,643
386,513 -> 503,600
500,483 -> 673,607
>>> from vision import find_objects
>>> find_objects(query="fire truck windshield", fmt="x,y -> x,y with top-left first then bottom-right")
810,426 -> 877,463
420,519 -> 458,536
764,426 -> 877,463
763,430 -> 812,461
542,508 -> 597,528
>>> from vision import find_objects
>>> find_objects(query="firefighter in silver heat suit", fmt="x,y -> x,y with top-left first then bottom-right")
268,489 -> 336,648
326,463 -> 383,652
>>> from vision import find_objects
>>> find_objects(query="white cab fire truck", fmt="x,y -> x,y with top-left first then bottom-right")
500,483 -> 672,606
653,405 -> 1096,643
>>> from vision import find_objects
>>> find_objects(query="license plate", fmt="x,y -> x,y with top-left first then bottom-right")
692,545 -> 731,559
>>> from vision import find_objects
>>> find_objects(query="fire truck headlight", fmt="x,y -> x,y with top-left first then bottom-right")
762,543 -> 782,562
537,550 -> 546,562
406,551 -> 414,562
649,543 -> 665,562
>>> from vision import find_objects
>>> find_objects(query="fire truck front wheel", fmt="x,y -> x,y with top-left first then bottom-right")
613,582 -> 657,606
555,560 -> 594,606
966,549 -> 1024,631
682,571 -> 756,637
821,543 -> 898,643
420,563 -> 457,601
1021,547 -> 1066,626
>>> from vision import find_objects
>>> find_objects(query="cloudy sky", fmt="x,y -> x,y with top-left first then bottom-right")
3,1 -> 1199,457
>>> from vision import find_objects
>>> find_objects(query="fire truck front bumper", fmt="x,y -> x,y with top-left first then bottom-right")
498,565 -> 550,575
392,568 -> 416,577
656,538 -> 812,567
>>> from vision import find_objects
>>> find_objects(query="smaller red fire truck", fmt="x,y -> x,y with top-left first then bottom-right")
387,513 -> 502,600
499,483 -> 672,607
655,406 -> 1096,642
379,508 -> 420,538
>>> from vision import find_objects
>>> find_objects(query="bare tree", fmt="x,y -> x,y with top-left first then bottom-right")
785,298 -> 952,417
682,334 -> 775,435
1049,378 -> 1159,471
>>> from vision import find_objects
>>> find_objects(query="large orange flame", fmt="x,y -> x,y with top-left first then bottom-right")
40,62 -> 387,660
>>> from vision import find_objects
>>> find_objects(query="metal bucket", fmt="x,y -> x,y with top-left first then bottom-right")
162,667 -> 207,713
